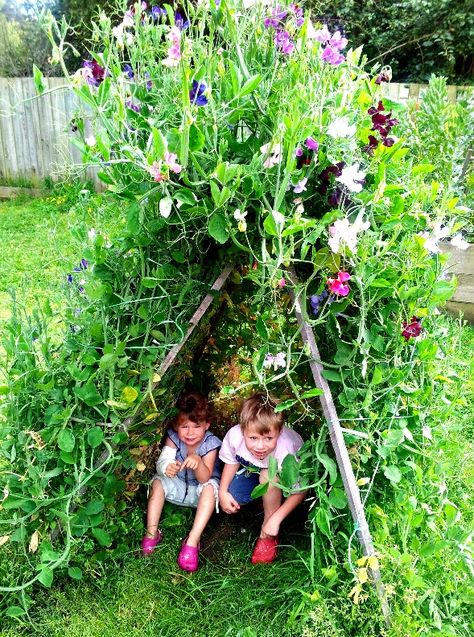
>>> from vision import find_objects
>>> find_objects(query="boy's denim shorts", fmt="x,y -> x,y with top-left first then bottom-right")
228,468 -> 261,505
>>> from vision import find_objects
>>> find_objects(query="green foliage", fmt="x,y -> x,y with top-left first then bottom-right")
0,2 -> 473,633
309,0 -> 474,83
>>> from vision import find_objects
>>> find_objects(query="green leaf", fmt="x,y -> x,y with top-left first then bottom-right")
301,388 -> 324,398
328,488 -> 348,509
0,385 -> 10,395
189,125 -> 205,151
38,567 -> 54,588
383,465 -> 402,483
315,507 -> 331,538
419,540 -> 449,557
250,481 -> 269,499
239,74 -> 262,97
267,456 -> 278,480
255,317 -> 268,340
92,527 -> 112,547
274,399 -> 297,412
6,606 -> 26,617
208,213 -> 229,244
210,181 -> 221,207
280,454 -> 299,488
57,429 -> 75,453
33,64 -> 45,94
370,366 -> 384,386
411,163 -> 435,176
431,279 -> 455,303
141,277 -> 158,288
87,427 -> 104,449
68,566 -> 83,580
319,454 -> 337,485
85,500 -> 105,515
321,370 -> 342,382
151,127 -> 167,158
99,353 -> 117,369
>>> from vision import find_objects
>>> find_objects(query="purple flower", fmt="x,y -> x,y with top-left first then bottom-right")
189,80 -> 208,106
293,177 -> 308,193
123,63 -> 134,79
264,7 -> 288,29
275,30 -> 294,55
402,316 -> 423,341
375,69 -> 391,84
174,11 -> 189,30
80,259 -> 89,270
321,45 -> 345,66
295,147 -> 303,157
151,5 -> 167,21
310,289 -> 329,315
125,99 -> 140,113
289,4 -> 304,28
305,137 -> 319,151
144,72 -> 152,90
67,274 -> 73,284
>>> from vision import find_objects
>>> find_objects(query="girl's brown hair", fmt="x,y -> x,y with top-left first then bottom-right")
240,392 -> 284,434
173,391 -> 209,428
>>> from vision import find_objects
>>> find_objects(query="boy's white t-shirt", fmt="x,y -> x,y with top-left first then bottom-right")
219,424 -> 304,470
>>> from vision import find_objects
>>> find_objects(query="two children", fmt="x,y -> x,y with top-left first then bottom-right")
142,391 -> 306,569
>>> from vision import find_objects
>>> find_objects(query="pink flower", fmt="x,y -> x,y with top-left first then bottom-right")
148,161 -> 166,182
162,26 -> 181,67
327,271 -> 351,296
164,151 -> 182,174
278,278 -> 286,288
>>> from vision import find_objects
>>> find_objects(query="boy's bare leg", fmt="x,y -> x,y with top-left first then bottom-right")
146,480 -> 166,537
187,484 -> 215,547
259,469 -> 283,538
261,491 -> 308,538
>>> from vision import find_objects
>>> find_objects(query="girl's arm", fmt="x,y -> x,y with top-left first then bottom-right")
218,462 -> 241,513
155,437 -> 179,478
180,448 -> 218,483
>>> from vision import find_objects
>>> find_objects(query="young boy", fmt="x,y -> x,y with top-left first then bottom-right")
218,392 -> 307,564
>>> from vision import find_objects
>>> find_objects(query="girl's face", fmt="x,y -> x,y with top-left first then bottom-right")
243,425 -> 279,461
176,419 -> 209,448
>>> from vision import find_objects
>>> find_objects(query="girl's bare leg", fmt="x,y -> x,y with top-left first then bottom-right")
186,484 -> 215,547
146,479 -> 166,537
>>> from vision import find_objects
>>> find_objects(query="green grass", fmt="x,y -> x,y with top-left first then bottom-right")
0,194 -> 473,637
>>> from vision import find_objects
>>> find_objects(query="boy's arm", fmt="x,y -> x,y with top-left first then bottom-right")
261,490 -> 307,537
218,462 -> 240,513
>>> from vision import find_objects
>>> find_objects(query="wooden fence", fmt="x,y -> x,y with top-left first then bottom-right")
0,77 -> 472,189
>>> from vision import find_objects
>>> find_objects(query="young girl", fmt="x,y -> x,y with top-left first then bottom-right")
141,392 -> 221,572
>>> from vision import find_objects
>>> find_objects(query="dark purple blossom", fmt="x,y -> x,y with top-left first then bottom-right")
310,289 -> 329,314
189,80 -> 208,106
375,69 -> 392,84
82,60 -> 107,87
67,274 -> 73,284
367,100 -> 398,148
123,63 -> 134,79
174,11 -> 189,30
402,316 -> 423,341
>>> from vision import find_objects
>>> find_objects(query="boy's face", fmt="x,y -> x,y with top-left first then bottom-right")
243,425 -> 279,461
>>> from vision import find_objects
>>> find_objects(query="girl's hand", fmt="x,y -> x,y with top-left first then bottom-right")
165,461 -> 181,478
219,491 -> 240,514
180,453 -> 200,471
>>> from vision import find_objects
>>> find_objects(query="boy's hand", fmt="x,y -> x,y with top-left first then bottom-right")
165,461 -> 181,478
219,491 -> 240,514
261,513 -> 282,538
180,453 -> 201,471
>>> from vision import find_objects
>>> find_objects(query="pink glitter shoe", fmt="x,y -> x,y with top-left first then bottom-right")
141,530 -> 162,556
177,538 -> 200,572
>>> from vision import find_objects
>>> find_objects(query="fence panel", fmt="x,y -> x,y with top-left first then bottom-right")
0,78 -> 472,189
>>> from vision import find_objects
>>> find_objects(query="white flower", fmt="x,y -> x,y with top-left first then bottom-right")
327,116 -> 356,138
335,164 -> 366,193
450,233 -> 470,250
272,209 -> 285,226
233,208 -> 248,232
87,228 -> 97,241
328,213 -> 370,253
159,196 -> 173,219
263,352 -> 286,371
85,135 -> 96,147
260,142 -> 282,168
419,232 -> 441,254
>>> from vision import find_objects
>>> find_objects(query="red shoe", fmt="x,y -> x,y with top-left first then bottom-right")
141,530 -> 162,556
177,538 -> 200,572
251,536 -> 279,564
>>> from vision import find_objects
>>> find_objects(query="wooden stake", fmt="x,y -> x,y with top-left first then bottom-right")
287,267 -> 390,624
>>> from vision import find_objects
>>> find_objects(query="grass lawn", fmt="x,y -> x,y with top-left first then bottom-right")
0,194 -> 473,637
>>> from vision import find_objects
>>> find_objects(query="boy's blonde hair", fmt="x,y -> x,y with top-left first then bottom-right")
240,392 -> 284,434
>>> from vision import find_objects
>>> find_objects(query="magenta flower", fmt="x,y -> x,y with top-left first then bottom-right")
321,45 -> 345,65
305,137 -> 319,151
295,147 -> 303,157
327,271 -> 351,296
402,317 -> 423,341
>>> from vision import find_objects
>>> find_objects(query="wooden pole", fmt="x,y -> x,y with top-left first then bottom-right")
287,267 -> 390,623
